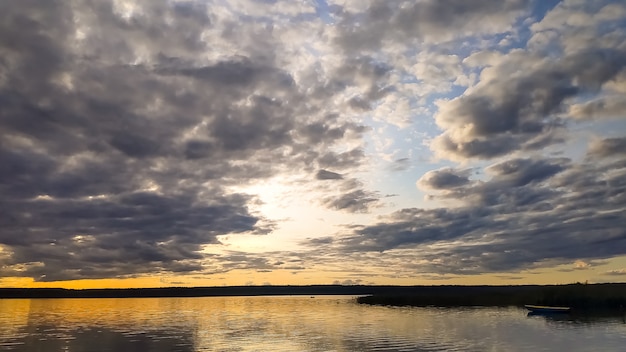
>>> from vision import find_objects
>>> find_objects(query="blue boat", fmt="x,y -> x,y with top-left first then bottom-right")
524,304 -> 571,313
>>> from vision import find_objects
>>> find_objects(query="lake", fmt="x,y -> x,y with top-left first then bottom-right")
1,295 -> 624,351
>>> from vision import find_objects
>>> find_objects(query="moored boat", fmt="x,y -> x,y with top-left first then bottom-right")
524,304 -> 571,313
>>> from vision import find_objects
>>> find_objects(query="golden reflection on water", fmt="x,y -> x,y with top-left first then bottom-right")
1,296 -> 625,352
0,299 -> 31,340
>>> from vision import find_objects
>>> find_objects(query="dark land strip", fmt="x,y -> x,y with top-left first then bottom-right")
1,283 -> 625,312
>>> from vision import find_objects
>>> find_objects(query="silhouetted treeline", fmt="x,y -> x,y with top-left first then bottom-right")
357,283 -> 626,311
0,285 -> 419,299
2,284 -> 625,312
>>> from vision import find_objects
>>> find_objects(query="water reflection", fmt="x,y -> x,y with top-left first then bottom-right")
527,310 -> 626,325
1,297 -> 625,351
3,325 -> 195,352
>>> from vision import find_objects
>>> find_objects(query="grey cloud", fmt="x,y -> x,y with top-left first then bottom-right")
109,132 -> 162,158
71,0 -> 214,61
318,148 -> 365,170
569,95 -> 626,120
486,158 -> 568,187
328,156 -> 624,274
0,190 -> 268,281
318,176 -> 382,213
335,56 -> 392,82
157,56 -> 294,88
328,56 -> 395,111
304,236 -> 335,246
296,121 -> 368,146
588,137 -> 626,157
427,158 -> 570,208
334,0 -> 530,51
432,133 -> 523,160
604,269 -> 626,276
0,0 -> 374,281
433,47 -> 626,160
340,207 -> 492,252
316,170 -> 343,180
389,158 -> 410,172
418,168 -> 471,190
322,190 -> 379,213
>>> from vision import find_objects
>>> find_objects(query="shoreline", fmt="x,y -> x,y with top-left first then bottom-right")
0,283 -> 624,307
356,283 -> 626,312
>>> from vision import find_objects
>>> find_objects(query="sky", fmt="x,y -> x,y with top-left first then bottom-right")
1,0 -> 626,289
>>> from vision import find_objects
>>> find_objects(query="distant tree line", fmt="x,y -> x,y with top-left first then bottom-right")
2,283 -> 625,313
357,283 -> 626,312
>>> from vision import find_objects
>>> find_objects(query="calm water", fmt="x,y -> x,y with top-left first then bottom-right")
1,296 -> 624,351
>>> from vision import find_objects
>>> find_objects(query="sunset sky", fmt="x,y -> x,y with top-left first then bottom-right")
1,0 -> 626,289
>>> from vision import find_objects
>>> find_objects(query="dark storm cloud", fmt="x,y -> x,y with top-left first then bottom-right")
0,0 -> 373,281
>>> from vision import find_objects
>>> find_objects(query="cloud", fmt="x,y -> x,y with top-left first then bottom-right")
604,269 -> 626,276
332,279 -> 362,285
316,170 -> 344,180
327,156 -> 626,274
1,0 -> 625,284
304,236 -> 335,247
389,158 -> 410,172
432,46 -> 626,160
485,158 -> 568,187
0,190 -> 272,281
569,96 -> 626,120
429,0 -> 626,162
0,0 -> 376,281
417,168 -> 471,191
418,158 -> 570,208
322,189 -> 380,213
558,259 -> 607,272
333,0 -> 530,52
588,137 -> 626,158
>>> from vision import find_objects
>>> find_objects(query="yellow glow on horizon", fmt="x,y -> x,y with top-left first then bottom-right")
1,256 -> 625,289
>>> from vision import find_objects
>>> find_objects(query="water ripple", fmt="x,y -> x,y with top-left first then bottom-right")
2,296 -> 625,351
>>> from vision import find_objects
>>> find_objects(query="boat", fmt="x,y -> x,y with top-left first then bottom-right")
524,305 -> 571,313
